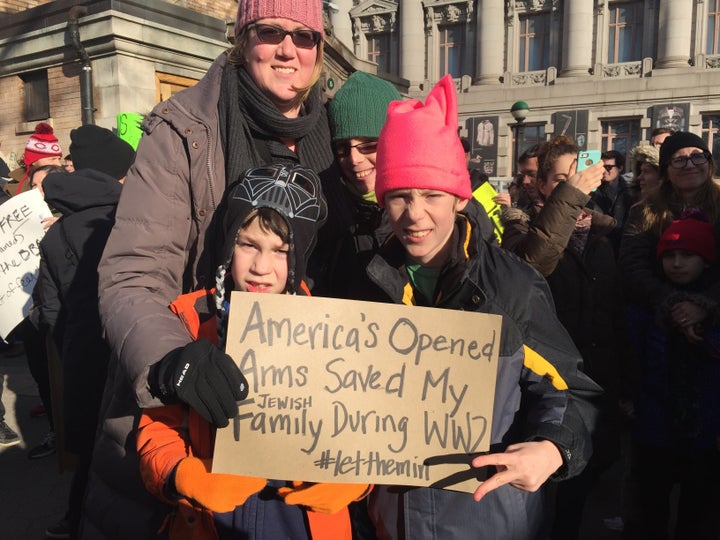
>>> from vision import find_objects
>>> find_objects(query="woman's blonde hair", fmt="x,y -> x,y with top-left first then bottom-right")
228,25 -> 324,109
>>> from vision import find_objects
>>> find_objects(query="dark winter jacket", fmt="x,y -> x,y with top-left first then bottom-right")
312,195 -> 391,299
620,202 -> 720,312
38,169 -> 121,453
316,191 -> 497,299
627,297 -> 720,451
359,213 -> 601,539
588,175 -> 633,254
501,181 -> 633,403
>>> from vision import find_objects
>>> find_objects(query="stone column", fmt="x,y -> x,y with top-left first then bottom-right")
475,0 -> 504,84
329,0 -> 354,51
399,0 -> 425,89
656,0 -> 693,68
560,0 -> 593,76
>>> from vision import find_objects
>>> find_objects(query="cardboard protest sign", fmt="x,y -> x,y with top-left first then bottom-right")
213,292 -> 501,493
0,190 -> 52,339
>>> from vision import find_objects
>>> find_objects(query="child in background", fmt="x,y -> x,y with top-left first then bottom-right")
623,211 -> 720,539
136,164 -> 370,540
359,74 -> 601,539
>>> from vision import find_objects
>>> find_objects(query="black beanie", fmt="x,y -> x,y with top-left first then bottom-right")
70,124 -> 136,180
659,131 -> 710,172
217,164 -> 328,294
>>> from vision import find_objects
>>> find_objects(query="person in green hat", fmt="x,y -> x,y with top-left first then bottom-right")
314,71 -> 399,298
317,71 -> 496,298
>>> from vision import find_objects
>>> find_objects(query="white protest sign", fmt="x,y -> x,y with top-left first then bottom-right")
0,190 -> 52,339
213,292 -> 501,493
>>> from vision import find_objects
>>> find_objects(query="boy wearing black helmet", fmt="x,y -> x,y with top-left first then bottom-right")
136,164 -> 369,540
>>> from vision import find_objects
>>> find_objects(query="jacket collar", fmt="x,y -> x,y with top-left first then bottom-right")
369,214 -> 487,308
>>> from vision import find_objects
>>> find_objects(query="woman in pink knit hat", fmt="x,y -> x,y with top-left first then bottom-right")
359,75 -> 601,539
82,1 -> 355,538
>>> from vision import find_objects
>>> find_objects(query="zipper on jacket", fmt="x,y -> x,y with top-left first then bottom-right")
205,123 -> 217,210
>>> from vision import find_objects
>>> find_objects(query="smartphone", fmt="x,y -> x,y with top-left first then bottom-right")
576,150 -> 601,172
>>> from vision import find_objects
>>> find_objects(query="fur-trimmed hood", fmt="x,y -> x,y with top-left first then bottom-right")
630,144 -> 660,177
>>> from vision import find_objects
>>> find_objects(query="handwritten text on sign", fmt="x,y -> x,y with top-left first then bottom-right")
213,293 -> 501,493
0,190 -> 52,339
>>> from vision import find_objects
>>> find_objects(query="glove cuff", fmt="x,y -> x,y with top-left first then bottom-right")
148,347 -> 183,403
164,463 -> 185,501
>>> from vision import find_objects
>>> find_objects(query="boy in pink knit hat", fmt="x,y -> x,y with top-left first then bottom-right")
362,75 -> 601,539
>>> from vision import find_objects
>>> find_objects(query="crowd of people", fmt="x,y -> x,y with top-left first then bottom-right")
1,0 -> 719,539
495,127 -> 720,539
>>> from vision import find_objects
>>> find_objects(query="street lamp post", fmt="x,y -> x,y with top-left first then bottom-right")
510,101 -> 530,176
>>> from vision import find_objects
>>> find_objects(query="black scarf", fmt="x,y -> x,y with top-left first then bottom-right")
217,62 -> 332,186
215,61 -> 356,291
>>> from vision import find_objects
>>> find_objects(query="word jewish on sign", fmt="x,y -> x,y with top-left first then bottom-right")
213,293 -> 501,493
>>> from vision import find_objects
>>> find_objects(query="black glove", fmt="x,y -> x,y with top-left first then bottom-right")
149,338 -> 248,427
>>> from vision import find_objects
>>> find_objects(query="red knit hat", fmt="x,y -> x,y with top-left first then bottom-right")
235,0 -> 324,37
657,214 -> 717,263
19,122 -> 63,190
375,75 -> 472,207
23,123 -> 62,168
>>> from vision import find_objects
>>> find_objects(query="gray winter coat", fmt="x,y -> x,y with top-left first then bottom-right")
82,52 -> 337,539
81,52 -> 231,540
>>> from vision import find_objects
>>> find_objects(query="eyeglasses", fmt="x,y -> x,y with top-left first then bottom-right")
603,164 -> 617,172
249,24 -> 321,49
669,152 -> 710,169
333,140 -> 378,158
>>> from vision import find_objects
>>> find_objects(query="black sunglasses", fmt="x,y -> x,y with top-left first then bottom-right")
333,140 -> 378,158
603,164 -> 617,172
250,24 -> 321,49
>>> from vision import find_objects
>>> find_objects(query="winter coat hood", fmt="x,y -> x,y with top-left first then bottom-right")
42,169 -> 122,215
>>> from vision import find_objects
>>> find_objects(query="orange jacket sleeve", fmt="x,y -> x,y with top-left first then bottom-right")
136,405 -> 192,503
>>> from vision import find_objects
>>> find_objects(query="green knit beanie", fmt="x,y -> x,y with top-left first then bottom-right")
328,71 -> 401,142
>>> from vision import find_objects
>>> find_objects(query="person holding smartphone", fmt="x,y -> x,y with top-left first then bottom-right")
501,135 -> 637,539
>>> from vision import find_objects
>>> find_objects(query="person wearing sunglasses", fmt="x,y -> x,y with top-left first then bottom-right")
620,134 -> 720,538
587,150 -> 632,256
83,1 -> 354,538
312,71 -> 401,299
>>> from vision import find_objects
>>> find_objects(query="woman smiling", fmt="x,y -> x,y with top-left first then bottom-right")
85,1 -> 352,538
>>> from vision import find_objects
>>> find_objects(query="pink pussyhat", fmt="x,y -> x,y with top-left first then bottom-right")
375,75 -> 472,206
235,0 -> 324,37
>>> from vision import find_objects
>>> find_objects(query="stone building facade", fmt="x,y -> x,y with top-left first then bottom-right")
2,0 -> 720,178
334,0 -> 720,178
